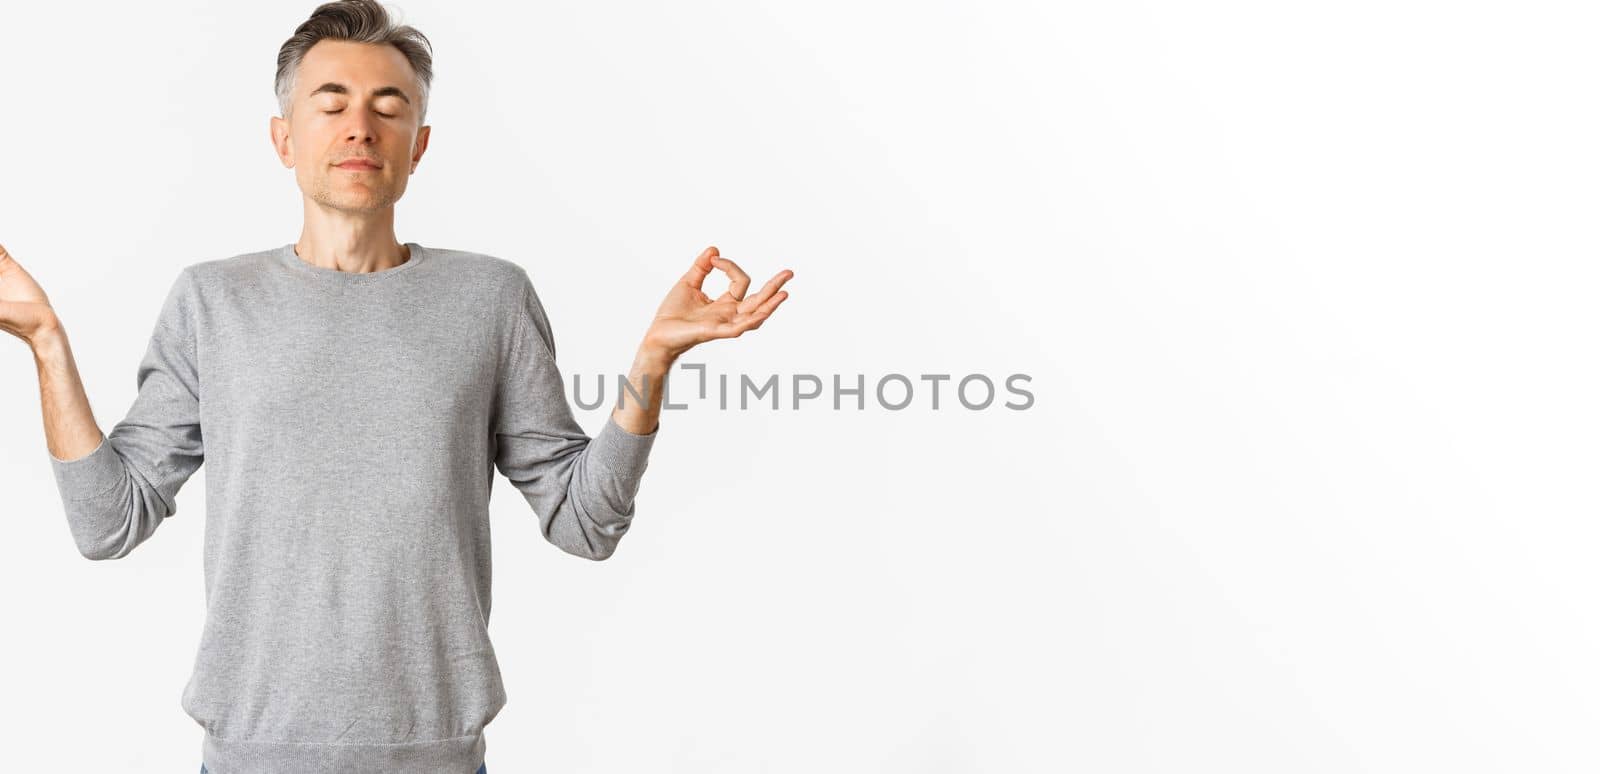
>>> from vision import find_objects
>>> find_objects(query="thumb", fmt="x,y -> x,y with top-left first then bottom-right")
0,244 -> 54,305
679,245 -> 719,289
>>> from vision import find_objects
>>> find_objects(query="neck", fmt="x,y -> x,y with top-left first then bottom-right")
294,203 -> 406,273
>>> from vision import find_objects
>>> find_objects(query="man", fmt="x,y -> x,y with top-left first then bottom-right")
0,0 -> 792,771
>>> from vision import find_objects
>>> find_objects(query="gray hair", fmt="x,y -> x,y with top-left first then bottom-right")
274,0 -> 434,125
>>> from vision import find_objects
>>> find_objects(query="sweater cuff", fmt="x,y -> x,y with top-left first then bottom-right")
593,414 -> 658,483
49,434 -> 125,502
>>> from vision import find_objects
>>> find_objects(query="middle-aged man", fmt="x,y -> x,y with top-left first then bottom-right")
0,1 -> 792,772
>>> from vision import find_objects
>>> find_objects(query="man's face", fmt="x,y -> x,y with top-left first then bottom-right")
270,40 -> 431,213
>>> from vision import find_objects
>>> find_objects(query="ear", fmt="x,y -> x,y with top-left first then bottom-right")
410,124 -> 431,173
270,115 -> 294,168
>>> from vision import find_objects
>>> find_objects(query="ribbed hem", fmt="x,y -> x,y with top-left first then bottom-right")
202,730 -> 485,773
49,434 -> 123,502
593,413 -> 659,482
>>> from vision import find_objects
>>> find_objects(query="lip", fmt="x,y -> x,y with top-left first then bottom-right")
335,160 -> 382,170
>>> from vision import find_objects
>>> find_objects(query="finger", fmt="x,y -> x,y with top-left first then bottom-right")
710,256 -> 751,301
747,289 -> 789,328
678,245 -> 719,291
721,290 -> 789,337
737,269 -> 794,315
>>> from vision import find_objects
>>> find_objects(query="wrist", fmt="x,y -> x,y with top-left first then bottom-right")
634,341 -> 678,374
29,322 -> 68,360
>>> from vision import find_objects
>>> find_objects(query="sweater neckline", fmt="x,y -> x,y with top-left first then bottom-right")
275,241 -> 427,283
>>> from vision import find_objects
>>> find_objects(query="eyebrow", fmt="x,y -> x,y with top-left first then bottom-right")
307,82 -> 411,104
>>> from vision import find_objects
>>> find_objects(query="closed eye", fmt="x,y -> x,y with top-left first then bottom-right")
322,108 -> 396,118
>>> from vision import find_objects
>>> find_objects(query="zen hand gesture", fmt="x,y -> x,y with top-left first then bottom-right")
642,246 -> 793,362
0,243 -> 61,346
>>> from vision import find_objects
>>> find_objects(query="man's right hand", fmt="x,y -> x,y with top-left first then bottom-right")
5,240 -> 104,464
0,243 -> 62,347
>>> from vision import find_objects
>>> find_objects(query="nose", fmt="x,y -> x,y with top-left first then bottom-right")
342,109 -> 380,144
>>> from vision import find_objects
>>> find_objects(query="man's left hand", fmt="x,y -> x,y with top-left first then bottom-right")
641,245 -> 793,364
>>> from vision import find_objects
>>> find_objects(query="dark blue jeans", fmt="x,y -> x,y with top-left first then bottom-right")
201,765 -> 484,773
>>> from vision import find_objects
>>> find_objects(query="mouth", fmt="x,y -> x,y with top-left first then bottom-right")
335,161 -> 382,171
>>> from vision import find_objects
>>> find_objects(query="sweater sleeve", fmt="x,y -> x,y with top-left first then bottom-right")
491,273 -> 658,561
49,268 -> 205,561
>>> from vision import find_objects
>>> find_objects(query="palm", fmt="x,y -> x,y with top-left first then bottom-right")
0,243 -> 58,344
646,246 -> 793,360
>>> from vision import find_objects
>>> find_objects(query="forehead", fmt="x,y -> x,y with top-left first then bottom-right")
297,39 -> 417,96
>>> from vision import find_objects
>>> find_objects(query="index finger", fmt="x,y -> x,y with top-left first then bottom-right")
710,256 -> 752,301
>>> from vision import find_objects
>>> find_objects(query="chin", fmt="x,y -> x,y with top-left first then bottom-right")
308,190 -> 395,213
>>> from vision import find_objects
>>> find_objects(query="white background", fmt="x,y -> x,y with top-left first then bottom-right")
2,1 -> 1596,771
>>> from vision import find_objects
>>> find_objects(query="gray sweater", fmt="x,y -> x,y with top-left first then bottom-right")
48,242 -> 658,772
